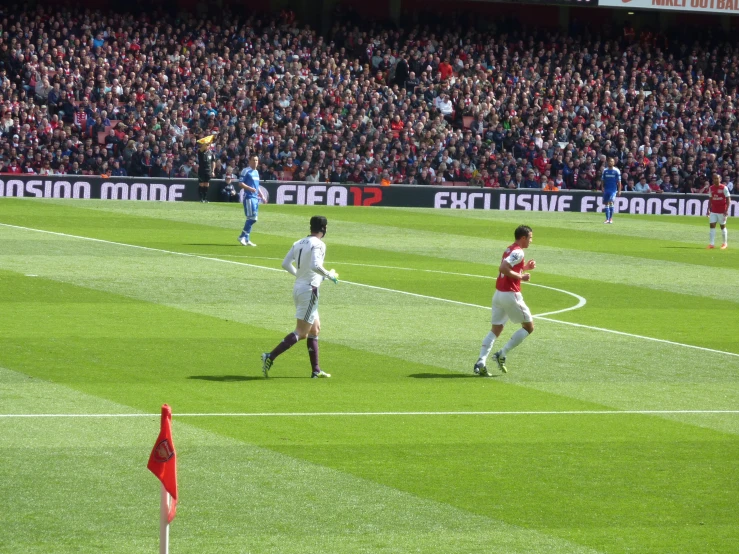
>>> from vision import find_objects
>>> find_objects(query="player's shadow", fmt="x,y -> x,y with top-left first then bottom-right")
188,375 -> 262,382
408,373 -> 493,379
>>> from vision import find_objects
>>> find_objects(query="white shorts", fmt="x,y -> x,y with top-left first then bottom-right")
491,290 -> 533,325
709,213 -> 727,226
294,286 -> 319,324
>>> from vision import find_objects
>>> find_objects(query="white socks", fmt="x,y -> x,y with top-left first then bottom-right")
501,328 -> 530,356
711,228 -> 729,246
478,331 -> 497,363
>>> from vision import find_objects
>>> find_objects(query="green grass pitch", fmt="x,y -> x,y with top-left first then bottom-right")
1,198 -> 738,554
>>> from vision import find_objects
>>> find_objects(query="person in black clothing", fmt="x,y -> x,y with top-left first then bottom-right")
197,135 -> 216,203
394,57 -> 409,89
220,172 -> 240,203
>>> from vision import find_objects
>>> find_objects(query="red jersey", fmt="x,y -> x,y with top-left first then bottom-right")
709,184 -> 730,214
496,244 -> 525,293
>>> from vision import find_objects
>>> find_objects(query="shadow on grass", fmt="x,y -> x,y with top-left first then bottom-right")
408,373 -> 495,379
188,375 -> 263,382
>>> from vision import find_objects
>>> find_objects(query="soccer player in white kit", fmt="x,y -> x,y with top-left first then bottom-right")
261,216 -> 338,378
473,225 -> 536,375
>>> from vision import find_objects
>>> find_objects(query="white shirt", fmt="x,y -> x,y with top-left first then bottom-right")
435,97 -> 453,115
634,181 -> 649,193
282,235 -> 330,290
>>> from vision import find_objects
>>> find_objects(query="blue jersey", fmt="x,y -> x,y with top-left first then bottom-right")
602,167 -> 621,194
240,168 -> 260,199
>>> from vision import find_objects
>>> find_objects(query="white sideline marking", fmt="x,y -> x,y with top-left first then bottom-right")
2,410 -> 738,418
1,223 -> 737,358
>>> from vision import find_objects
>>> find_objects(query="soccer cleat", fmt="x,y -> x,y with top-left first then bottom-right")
707,245 -> 715,249
246,240 -> 257,247
311,370 -> 331,378
473,361 -> 490,377
493,351 -> 507,374
238,236 -> 248,246
721,243 -> 728,250
261,353 -> 272,378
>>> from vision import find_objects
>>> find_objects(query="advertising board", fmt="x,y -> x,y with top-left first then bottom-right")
1,177 -> 734,217
599,0 -> 739,15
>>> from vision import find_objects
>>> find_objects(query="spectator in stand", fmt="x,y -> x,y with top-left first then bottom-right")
696,179 -> 711,194
104,129 -> 120,156
305,167 -> 321,182
417,167 -> 431,185
661,174 -> 677,193
111,159 -> 127,177
220,172 -> 240,203
179,157 -> 197,179
140,150 -> 153,177
522,170 -> 540,189
435,94 -> 454,122
553,170 -> 565,190
723,173 -> 735,193
510,171 -> 524,190
648,176 -> 663,194
634,176 -> 649,193
0,4 -> 738,194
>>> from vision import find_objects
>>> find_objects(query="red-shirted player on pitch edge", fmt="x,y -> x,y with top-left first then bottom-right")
707,174 -> 731,249
474,225 -> 536,376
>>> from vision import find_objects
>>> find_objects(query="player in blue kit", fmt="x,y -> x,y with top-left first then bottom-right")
601,158 -> 622,224
237,154 -> 261,246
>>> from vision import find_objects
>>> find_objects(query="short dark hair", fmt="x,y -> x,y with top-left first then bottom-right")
514,225 -> 533,240
310,215 -> 328,235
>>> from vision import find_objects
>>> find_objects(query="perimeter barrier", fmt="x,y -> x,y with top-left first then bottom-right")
0,176 -> 735,217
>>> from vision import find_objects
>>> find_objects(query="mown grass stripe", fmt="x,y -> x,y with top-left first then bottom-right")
2,221 -> 737,359
3,410 -> 739,418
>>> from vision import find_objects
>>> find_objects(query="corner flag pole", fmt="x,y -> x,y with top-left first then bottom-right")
159,485 -> 171,554
147,404 -> 178,554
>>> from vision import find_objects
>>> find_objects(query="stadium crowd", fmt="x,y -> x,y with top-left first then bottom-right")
0,4 -> 738,194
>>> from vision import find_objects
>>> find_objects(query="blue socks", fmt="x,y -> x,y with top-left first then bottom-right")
242,219 -> 255,239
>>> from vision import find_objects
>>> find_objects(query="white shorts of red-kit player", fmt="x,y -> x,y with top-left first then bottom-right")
491,290 -> 533,325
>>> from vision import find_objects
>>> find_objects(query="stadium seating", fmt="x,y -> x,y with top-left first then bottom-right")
0,5 -> 734,193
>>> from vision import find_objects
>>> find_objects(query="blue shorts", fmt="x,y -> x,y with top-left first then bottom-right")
243,196 -> 259,221
602,191 -> 617,204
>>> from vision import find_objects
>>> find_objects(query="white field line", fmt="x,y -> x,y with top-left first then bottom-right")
203,254 -> 587,317
1,222 -> 737,358
2,410 -> 738,418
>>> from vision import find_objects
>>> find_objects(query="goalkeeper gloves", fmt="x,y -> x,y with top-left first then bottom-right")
327,269 -> 339,284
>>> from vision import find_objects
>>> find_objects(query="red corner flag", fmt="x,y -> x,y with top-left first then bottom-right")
148,404 -> 178,523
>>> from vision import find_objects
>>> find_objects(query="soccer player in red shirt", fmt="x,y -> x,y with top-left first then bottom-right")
474,225 -> 536,375
706,174 -> 731,249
